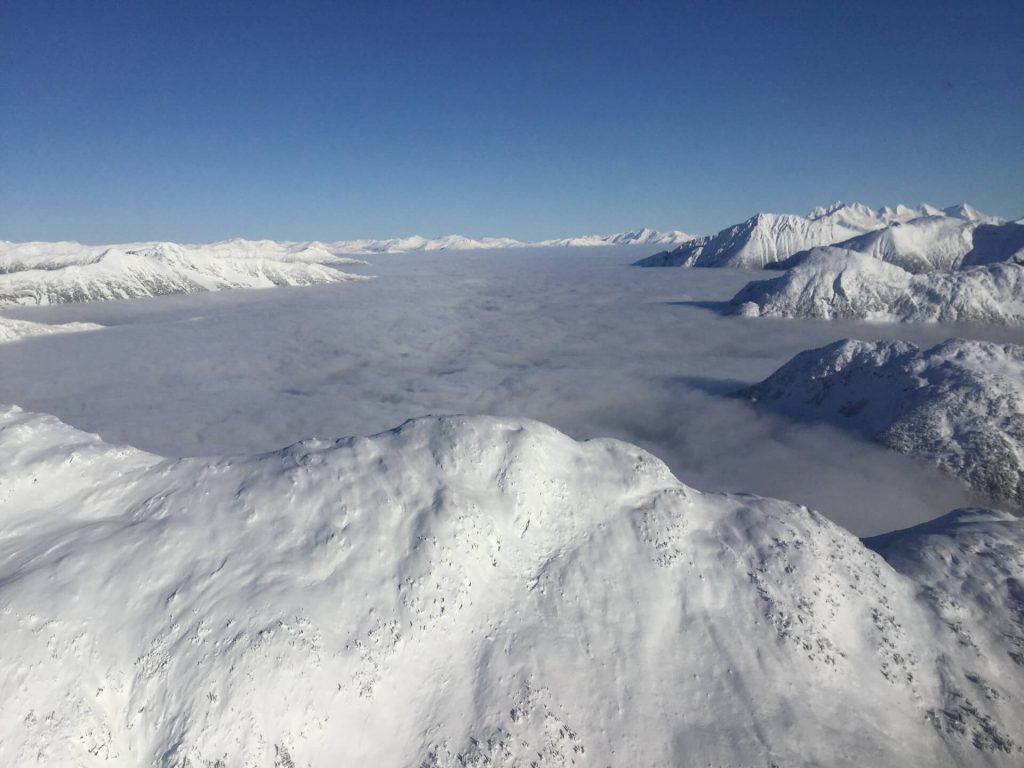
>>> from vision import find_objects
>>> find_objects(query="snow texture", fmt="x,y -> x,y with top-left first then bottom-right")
739,339 -> 1024,510
633,202 -> 1005,270
732,250 -> 1024,325
1,405 -> 1022,767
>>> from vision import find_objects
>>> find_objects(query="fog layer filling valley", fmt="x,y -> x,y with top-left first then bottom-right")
3,246 -> 1018,536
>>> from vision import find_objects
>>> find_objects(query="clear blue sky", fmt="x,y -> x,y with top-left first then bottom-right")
2,0 -> 1022,243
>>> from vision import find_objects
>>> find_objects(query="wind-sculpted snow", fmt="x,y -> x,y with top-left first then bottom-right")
739,339 -> 1024,510
0,241 -> 368,305
1,407 -> 1023,766
0,315 -> 102,343
634,202 -> 1003,269
732,250 -> 1024,325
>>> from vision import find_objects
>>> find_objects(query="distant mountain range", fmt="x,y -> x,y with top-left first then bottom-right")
0,229 -> 696,305
634,202 -> 1009,269
0,241 -> 369,306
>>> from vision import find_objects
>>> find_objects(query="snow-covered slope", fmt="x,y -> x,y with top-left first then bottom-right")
960,221 -> 1024,268
0,241 -> 368,305
0,315 -> 102,343
2,406 -> 1023,766
770,216 -> 1022,274
865,507 -> 1024,704
776,216 -> 978,273
738,339 -> 1024,510
634,203 -> 996,269
732,250 -> 1024,325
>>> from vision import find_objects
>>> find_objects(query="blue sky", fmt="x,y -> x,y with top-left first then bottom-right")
2,0 -> 1022,242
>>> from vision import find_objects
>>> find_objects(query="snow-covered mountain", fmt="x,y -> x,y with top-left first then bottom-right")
769,215 -> 1022,274
0,315 -> 103,343
738,339 -> 1024,510
0,241 -> 368,305
732,250 -> 1024,325
0,238 -> 368,273
633,202 -> 998,269
2,406 -> 1023,766
960,221 -> 1024,268
536,227 -> 695,248
774,216 -> 978,273
0,230 -> 696,305
301,229 -> 696,252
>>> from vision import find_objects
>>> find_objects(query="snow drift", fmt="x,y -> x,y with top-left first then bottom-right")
1,406 -> 1023,766
731,250 -> 1024,325
738,338 -> 1024,510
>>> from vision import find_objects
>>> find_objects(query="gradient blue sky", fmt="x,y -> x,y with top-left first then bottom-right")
2,0 -> 1022,243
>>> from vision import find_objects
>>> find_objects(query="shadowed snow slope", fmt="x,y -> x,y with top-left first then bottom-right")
739,339 -> 1024,510
960,222 -> 1024,268
1,406 -> 1023,766
0,241 -> 368,305
732,251 -> 1024,325
632,202 -> 979,269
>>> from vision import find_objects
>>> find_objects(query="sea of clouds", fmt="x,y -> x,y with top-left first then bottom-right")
3,246 -> 1020,535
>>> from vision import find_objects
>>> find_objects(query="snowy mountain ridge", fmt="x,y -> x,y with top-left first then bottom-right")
0,229 -> 698,305
732,250 -> 1024,325
0,241 -> 370,305
739,338 -> 1024,510
1,405 -> 1022,766
634,202 -> 1004,269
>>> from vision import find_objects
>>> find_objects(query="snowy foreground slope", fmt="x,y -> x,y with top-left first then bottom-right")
739,339 -> 1024,510
0,241 -> 368,305
2,407 -> 1023,767
732,251 -> 1024,325
633,202 -> 982,268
